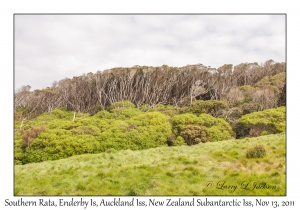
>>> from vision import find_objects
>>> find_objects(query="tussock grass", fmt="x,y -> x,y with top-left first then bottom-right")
15,133 -> 286,195
246,144 -> 267,158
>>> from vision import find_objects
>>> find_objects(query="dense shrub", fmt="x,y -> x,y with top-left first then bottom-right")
172,113 -> 201,134
207,126 -> 232,142
93,110 -> 115,119
52,108 -> 74,120
181,100 -> 228,117
171,113 -> 235,145
88,105 -> 104,115
260,130 -> 269,136
15,101 -> 285,165
199,114 -> 235,141
128,112 -> 172,148
180,125 -> 209,145
107,101 -> 142,119
173,136 -> 187,146
15,109 -> 172,164
21,134 -> 103,164
239,106 -> 286,137
14,133 -> 24,165
71,125 -> 101,136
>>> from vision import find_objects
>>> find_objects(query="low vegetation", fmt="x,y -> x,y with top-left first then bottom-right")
15,107 -> 172,165
14,133 -> 286,196
14,105 -> 286,165
246,144 -> 267,158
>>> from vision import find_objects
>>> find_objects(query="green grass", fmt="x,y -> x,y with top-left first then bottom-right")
14,133 -> 286,196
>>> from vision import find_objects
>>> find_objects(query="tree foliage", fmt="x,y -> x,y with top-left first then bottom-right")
14,60 -> 286,118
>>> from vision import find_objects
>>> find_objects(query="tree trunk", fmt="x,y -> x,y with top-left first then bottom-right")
72,112 -> 76,122
19,118 -> 26,130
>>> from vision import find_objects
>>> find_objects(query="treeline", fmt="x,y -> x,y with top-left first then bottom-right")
15,59 -> 286,120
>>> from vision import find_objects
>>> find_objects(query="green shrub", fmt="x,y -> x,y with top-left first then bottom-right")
171,113 -> 202,134
139,104 -> 152,112
14,147 -> 24,165
172,113 -> 235,144
107,101 -> 141,119
14,132 -> 24,165
167,134 -> 187,146
22,135 -> 102,164
260,130 -> 269,136
131,112 -> 170,127
173,136 -> 187,146
239,106 -> 286,137
93,110 -> 115,119
52,108 -> 74,120
200,114 -> 235,141
71,125 -> 101,136
246,144 -> 267,158
47,120 -> 73,129
181,100 -> 228,117
88,105 -> 104,115
17,111 -> 172,164
207,126 -> 232,142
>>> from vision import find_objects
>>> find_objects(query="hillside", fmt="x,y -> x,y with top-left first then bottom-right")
14,60 -> 286,196
15,133 -> 286,196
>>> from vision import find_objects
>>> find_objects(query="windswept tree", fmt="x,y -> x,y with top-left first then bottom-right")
14,60 -> 285,118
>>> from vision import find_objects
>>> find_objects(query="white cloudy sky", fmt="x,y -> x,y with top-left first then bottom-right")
15,14 -> 285,90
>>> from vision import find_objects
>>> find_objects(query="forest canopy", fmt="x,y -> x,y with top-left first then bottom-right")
15,59 -> 286,118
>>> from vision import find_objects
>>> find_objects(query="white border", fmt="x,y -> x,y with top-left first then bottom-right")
2,0 -> 298,209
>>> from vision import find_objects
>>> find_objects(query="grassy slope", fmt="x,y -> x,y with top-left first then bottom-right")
15,133 -> 286,196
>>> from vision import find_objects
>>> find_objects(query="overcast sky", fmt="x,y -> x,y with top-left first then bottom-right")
15,14 -> 285,90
